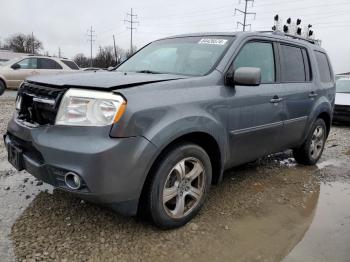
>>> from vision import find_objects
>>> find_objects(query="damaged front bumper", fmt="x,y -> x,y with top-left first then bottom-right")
4,116 -> 157,216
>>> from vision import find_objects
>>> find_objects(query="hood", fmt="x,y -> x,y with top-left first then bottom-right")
27,71 -> 187,90
335,93 -> 350,106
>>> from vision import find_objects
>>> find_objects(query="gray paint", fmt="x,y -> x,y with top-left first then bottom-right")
6,32 -> 335,216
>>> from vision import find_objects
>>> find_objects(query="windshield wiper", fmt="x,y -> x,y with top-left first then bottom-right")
135,70 -> 163,74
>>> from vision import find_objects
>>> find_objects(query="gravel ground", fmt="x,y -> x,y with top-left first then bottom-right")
0,90 -> 349,262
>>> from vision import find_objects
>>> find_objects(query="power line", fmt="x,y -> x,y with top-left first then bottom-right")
124,8 -> 139,54
235,0 -> 256,31
87,26 -> 96,67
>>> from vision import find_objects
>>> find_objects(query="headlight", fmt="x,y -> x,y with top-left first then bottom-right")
55,88 -> 126,126
15,95 -> 22,111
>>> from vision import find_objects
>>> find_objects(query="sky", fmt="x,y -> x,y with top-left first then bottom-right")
0,0 -> 349,73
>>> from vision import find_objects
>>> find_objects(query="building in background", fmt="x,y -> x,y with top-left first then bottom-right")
0,49 -> 27,65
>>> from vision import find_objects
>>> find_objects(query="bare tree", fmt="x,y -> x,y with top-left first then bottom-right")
73,45 -> 130,69
94,46 -> 116,68
5,33 -> 43,53
125,46 -> 138,59
73,53 -> 90,68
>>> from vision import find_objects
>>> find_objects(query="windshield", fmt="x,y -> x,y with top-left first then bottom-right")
117,36 -> 234,76
336,79 -> 350,93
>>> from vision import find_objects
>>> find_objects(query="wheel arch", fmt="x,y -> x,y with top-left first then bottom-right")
138,131 -> 224,214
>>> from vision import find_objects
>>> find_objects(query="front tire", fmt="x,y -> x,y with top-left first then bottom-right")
293,118 -> 327,165
0,81 -> 5,96
144,143 -> 212,229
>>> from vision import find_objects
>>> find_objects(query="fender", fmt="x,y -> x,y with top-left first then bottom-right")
146,115 -> 228,162
302,96 -> 333,143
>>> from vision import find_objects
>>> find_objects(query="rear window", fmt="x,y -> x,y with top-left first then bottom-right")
61,60 -> 80,70
38,58 -> 62,69
280,44 -> 306,82
315,51 -> 332,83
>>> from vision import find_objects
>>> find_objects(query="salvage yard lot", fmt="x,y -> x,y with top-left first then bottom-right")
1,91 -> 350,262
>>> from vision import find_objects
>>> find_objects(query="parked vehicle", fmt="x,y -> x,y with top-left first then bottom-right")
4,31 -> 335,228
333,78 -> 350,123
0,56 -> 80,95
82,67 -> 105,71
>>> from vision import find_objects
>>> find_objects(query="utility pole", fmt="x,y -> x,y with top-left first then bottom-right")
58,47 -> 62,58
113,34 -> 118,65
235,0 -> 256,31
124,8 -> 139,55
87,26 -> 96,67
31,32 -> 34,53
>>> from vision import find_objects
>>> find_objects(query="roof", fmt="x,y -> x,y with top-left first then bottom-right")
157,31 -> 323,50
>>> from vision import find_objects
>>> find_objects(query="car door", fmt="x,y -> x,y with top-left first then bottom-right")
6,58 -> 38,88
277,43 -> 315,147
226,40 -> 285,167
37,58 -> 63,75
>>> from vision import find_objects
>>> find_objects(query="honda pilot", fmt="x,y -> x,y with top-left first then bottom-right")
4,32 -> 335,228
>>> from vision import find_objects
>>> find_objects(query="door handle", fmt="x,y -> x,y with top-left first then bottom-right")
270,96 -> 284,104
309,92 -> 318,98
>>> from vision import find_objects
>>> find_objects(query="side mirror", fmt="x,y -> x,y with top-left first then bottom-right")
11,63 -> 21,70
107,66 -> 114,71
230,67 -> 262,86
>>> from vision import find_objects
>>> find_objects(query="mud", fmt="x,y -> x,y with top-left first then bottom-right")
0,90 -> 349,262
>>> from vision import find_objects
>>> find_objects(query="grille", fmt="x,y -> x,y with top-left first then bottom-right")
17,82 -> 67,126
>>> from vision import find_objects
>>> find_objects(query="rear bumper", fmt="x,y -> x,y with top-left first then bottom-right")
333,105 -> 350,123
5,116 -> 158,216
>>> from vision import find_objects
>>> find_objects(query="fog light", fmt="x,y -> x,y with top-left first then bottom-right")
64,172 -> 82,190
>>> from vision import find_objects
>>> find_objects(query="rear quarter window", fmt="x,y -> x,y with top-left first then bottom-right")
314,51 -> 332,83
61,60 -> 80,70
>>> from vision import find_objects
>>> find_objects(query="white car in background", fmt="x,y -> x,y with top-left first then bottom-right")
334,78 -> 350,123
0,55 -> 80,95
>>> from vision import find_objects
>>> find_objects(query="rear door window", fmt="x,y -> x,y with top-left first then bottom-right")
280,44 -> 306,82
38,58 -> 63,69
234,42 -> 276,83
315,51 -> 332,83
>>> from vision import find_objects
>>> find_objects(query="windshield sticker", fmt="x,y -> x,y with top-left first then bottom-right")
198,39 -> 228,45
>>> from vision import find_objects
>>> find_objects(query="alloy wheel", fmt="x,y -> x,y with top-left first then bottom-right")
310,125 -> 325,160
162,157 -> 205,219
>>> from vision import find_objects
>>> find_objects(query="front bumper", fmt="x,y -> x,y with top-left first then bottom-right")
5,116 -> 157,216
333,105 -> 350,123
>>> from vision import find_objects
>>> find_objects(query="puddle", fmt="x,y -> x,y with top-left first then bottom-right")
7,165 -> 322,262
284,182 -> 350,262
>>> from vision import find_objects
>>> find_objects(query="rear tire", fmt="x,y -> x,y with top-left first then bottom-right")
0,81 -> 5,96
143,142 -> 212,229
293,118 -> 327,165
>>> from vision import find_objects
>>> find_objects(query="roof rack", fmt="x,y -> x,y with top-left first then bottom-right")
256,30 -> 321,46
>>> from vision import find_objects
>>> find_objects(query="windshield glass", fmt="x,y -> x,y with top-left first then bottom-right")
117,36 -> 234,76
336,79 -> 350,93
